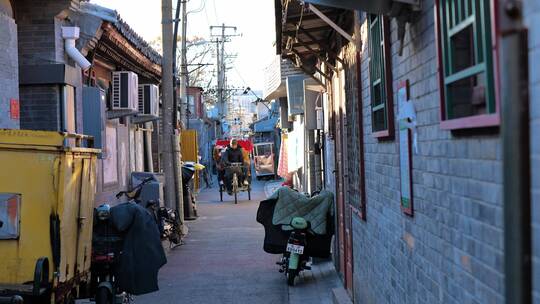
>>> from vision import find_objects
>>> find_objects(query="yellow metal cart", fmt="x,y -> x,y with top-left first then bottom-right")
0,130 -> 100,304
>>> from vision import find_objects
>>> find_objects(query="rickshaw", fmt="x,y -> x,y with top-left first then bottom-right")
214,139 -> 253,204
253,142 -> 276,180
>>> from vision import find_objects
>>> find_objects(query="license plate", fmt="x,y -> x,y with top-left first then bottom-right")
286,243 -> 304,254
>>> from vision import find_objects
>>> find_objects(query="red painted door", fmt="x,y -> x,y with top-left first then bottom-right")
334,69 -> 354,293
340,73 -> 354,293
334,102 -> 346,277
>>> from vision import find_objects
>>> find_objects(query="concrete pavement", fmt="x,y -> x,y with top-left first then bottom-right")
134,179 -> 341,303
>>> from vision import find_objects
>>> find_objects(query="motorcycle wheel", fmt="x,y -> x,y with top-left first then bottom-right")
287,270 -> 297,286
95,286 -> 111,304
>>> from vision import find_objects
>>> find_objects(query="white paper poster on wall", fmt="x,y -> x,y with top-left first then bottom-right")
129,129 -> 136,173
397,81 -> 416,216
103,124 -> 118,185
0,193 -> 20,239
287,118 -> 305,173
136,130 -> 144,172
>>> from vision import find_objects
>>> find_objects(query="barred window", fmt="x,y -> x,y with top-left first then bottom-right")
368,15 -> 394,138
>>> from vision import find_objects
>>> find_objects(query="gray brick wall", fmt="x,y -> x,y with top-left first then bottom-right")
19,85 -> 61,131
524,0 -> 540,302
14,0 -> 84,133
15,0 -> 74,66
0,12 -> 19,129
340,0 -> 506,303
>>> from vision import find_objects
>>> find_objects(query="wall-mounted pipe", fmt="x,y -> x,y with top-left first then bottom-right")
61,26 -> 91,71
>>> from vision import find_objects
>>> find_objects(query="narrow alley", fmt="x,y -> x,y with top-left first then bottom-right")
1,0 -> 539,303
133,180 -> 341,304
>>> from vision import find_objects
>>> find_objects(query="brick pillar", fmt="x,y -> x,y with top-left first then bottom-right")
15,0 -> 83,132
0,9 -> 20,129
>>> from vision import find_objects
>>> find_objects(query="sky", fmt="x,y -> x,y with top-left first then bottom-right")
90,0 -> 277,92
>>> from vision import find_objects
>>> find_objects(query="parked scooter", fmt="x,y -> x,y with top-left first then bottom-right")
277,217 -> 312,286
91,177 -> 176,303
127,177 -> 182,246
257,189 -> 333,287
91,203 -> 127,304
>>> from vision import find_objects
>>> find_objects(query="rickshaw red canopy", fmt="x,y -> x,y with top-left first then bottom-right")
215,139 -> 253,152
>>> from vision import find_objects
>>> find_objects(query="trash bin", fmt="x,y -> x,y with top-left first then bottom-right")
0,130 -> 100,303
182,164 -> 197,220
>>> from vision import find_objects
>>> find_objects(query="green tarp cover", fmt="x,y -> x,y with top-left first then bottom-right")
270,187 -> 334,235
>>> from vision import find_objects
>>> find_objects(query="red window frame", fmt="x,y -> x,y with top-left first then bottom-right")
368,15 -> 395,139
434,0 -> 501,130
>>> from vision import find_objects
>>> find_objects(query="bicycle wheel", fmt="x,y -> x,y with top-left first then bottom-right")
233,173 -> 238,204
95,286 -> 112,304
220,187 -> 223,201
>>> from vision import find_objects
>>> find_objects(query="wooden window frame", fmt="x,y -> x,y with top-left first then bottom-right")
435,0 -> 501,130
368,15 -> 394,139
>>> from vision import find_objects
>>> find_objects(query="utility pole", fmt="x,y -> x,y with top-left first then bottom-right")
172,0 -> 181,126
180,0 -> 189,128
210,24 -> 239,135
161,0 -> 176,210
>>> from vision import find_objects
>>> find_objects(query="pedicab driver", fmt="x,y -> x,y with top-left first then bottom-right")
222,138 -> 249,193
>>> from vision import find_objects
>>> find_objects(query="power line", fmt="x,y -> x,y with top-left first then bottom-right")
212,0 -> 218,22
188,0 -> 206,14
209,24 -> 240,126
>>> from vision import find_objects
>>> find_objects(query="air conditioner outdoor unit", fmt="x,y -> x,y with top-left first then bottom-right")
111,71 -> 138,112
138,84 -> 159,117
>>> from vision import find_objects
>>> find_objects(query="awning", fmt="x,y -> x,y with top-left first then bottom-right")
274,0 -> 354,81
303,0 -> 392,15
253,116 -> 279,133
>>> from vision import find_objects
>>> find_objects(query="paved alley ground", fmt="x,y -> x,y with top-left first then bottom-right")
133,179 -> 341,304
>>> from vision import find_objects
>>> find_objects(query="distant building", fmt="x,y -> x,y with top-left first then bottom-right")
227,92 -> 258,138
186,86 -> 217,170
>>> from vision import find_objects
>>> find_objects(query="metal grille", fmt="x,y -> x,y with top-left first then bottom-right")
138,85 -> 144,114
112,72 -> 121,109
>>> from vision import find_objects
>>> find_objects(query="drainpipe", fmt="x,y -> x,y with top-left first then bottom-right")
61,27 -> 91,71
499,1 -> 531,304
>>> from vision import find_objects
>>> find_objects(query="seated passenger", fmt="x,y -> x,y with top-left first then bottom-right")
221,139 -> 249,192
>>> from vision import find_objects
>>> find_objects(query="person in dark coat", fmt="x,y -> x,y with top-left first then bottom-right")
110,202 -> 167,295
221,138 -> 248,193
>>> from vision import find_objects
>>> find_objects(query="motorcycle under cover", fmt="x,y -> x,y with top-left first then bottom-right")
270,188 -> 334,235
110,202 -> 167,295
256,194 -> 334,258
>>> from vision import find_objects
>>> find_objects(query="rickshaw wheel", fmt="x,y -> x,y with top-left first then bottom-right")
62,292 -> 75,304
219,185 -> 223,202
232,173 -> 238,204
95,286 -> 111,304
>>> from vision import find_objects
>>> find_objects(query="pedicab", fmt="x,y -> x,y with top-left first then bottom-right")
214,139 -> 253,204
253,142 -> 276,180
0,130 -> 100,304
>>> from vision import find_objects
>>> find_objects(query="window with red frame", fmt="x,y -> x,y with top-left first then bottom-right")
368,14 -> 394,139
436,0 -> 499,129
